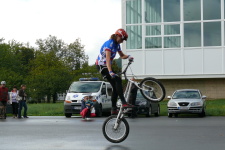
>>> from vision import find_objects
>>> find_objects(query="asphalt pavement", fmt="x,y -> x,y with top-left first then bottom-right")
0,116 -> 225,150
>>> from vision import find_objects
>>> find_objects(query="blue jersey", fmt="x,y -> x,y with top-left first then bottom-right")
96,39 -> 121,65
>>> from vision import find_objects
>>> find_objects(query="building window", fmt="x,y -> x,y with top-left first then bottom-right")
145,37 -> 162,48
164,24 -> 180,35
145,0 -> 161,23
204,22 -> 221,46
164,0 -> 180,22
164,36 -> 181,48
183,0 -> 201,21
184,23 -> 201,47
146,25 -> 161,35
203,0 -> 221,20
126,0 -> 142,24
126,25 -> 142,49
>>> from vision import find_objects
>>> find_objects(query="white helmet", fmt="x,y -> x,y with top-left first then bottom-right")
1,81 -> 6,85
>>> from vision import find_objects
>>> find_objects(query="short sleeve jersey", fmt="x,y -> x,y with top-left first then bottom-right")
96,39 -> 121,66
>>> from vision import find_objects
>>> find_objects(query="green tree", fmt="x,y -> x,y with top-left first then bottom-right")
65,39 -> 89,70
35,35 -> 66,57
27,51 -> 73,103
0,41 -> 28,89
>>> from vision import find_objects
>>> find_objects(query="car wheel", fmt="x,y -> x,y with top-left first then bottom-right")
168,113 -> 172,118
146,106 -> 152,117
199,108 -> 206,117
95,103 -> 102,117
154,105 -> 160,117
65,113 -> 72,118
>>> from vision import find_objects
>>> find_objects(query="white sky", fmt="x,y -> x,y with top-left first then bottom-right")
0,0 -> 122,65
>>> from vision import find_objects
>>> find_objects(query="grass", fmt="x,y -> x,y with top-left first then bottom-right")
24,99 -> 225,116
27,102 -> 65,116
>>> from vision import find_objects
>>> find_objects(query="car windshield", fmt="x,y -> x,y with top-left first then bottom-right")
172,91 -> 200,99
136,90 -> 144,99
69,82 -> 102,93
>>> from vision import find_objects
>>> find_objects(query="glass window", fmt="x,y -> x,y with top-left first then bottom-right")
126,0 -> 142,24
184,23 -> 201,47
69,82 -> 102,93
204,22 -> 221,46
145,37 -> 162,49
184,0 -> 201,21
126,25 -> 142,49
145,0 -> 161,23
203,0 -> 221,20
164,24 -> 180,35
172,91 -> 200,99
164,36 -> 181,48
164,0 -> 180,22
146,25 -> 161,36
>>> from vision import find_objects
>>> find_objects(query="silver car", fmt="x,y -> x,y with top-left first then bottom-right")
167,89 -> 206,117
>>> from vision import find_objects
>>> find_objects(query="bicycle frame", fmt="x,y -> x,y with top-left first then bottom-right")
113,61 -> 148,129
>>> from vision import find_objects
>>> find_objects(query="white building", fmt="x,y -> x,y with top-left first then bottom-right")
122,0 -> 225,98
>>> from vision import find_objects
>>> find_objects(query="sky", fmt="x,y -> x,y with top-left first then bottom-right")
0,0 -> 122,65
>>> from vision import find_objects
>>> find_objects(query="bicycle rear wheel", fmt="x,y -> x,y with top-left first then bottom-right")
140,77 -> 165,102
102,116 -> 129,143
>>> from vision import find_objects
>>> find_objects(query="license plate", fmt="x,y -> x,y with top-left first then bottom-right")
74,106 -> 81,110
179,106 -> 188,110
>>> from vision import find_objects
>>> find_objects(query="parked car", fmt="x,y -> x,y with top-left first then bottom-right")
135,90 -> 160,117
167,89 -> 206,117
117,89 -> 160,117
64,78 -> 112,117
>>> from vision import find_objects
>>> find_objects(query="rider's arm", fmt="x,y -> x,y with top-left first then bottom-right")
118,51 -> 129,59
106,50 -> 113,72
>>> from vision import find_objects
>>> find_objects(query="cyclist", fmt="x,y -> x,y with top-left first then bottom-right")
96,28 -> 134,115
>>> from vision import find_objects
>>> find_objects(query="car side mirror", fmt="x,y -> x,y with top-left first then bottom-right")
167,96 -> 171,99
202,95 -> 207,99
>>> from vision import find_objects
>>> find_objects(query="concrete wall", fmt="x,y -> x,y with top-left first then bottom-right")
160,78 -> 225,99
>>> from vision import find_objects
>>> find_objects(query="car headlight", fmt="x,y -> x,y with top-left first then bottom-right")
167,101 -> 177,107
190,102 -> 202,106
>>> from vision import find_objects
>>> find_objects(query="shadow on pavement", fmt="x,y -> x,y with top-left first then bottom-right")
104,145 -> 130,150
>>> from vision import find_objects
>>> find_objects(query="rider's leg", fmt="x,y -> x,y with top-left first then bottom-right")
96,66 -> 127,106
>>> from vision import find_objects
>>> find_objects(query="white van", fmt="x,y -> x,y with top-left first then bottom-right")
64,78 -> 112,117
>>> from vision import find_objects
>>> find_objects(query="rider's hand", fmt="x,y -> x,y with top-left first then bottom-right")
109,71 -> 117,78
128,55 -> 134,62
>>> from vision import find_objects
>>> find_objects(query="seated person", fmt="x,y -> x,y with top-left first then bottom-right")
80,96 -> 96,120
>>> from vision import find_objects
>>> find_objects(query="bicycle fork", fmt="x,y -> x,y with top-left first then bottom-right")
113,106 -> 124,130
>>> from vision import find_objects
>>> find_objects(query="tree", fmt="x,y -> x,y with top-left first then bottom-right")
64,39 -> 89,70
27,51 -> 73,103
35,35 -> 89,70
35,35 -> 66,57
0,41 -> 28,89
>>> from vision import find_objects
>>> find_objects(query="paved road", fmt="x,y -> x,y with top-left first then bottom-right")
0,116 -> 225,150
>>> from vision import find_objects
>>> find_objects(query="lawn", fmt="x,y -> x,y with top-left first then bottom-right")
25,99 -> 225,116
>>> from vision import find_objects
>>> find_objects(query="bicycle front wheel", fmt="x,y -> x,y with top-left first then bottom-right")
140,77 -> 165,102
102,116 -> 129,143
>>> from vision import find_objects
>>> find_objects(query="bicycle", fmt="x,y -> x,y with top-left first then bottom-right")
102,60 -> 166,143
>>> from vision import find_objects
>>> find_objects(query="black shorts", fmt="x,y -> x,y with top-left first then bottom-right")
96,65 -> 112,80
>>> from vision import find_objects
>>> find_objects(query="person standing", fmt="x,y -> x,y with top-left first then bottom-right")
0,81 -> 9,119
96,29 -> 134,115
9,86 -> 19,118
18,84 -> 28,118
